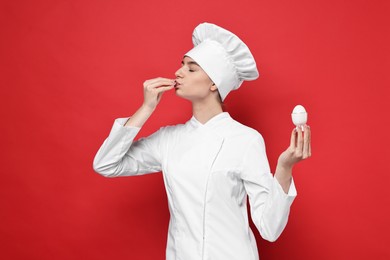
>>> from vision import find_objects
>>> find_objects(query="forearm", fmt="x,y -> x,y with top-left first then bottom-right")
125,104 -> 155,128
274,164 -> 293,194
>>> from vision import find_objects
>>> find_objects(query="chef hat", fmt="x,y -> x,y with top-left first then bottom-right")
185,22 -> 259,101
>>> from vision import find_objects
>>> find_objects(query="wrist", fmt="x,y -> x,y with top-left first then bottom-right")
277,161 -> 293,171
277,157 -> 294,171
140,103 -> 156,114
275,163 -> 293,179
125,104 -> 155,128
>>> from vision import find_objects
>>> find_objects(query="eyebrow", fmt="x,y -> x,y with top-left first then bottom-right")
181,60 -> 200,67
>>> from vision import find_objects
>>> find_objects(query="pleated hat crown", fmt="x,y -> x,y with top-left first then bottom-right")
185,22 -> 259,101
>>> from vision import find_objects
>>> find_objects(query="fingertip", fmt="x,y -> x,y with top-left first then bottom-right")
305,125 -> 311,136
292,128 -> 298,138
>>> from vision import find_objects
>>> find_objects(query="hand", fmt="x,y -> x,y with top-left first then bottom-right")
142,77 -> 175,110
278,125 -> 312,170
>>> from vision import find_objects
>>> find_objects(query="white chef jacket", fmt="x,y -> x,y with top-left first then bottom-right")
93,112 -> 296,260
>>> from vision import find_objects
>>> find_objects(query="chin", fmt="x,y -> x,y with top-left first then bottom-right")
174,89 -> 185,98
175,90 -> 195,102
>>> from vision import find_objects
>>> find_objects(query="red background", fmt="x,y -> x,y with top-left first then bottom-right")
1,0 -> 389,259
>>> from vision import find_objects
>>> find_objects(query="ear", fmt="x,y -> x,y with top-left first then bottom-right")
210,83 -> 218,91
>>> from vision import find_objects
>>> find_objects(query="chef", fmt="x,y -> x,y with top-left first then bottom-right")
93,22 -> 311,260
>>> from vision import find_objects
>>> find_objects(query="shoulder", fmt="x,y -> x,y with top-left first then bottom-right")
226,117 -> 264,143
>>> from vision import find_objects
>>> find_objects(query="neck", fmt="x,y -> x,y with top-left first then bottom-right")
192,97 -> 223,124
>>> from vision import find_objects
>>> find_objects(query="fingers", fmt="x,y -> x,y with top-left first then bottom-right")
296,126 -> 303,155
154,86 -> 174,106
302,125 -> 311,159
292,125 -> 312,160
144,78 -> 175,90
141,77 -> 176,109
144,77 -> 174,85
155,85 -> 174,93
289,128 -> 297,149
281,126 -> 312,169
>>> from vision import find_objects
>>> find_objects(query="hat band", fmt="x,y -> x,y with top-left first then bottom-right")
185,40 -> 240,101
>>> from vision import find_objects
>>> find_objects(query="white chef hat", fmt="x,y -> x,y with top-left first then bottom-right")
185,22 -> 259,101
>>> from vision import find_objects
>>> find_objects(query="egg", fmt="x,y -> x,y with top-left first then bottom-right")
291,105 -> 308,127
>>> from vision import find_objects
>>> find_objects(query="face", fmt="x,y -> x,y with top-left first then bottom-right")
174,56 -> 218,101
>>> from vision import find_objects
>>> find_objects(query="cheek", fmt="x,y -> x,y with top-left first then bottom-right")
194,74 -> 212,87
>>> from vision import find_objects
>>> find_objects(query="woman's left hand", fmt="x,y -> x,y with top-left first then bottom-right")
275,125 -> 311,193
278,125 -> 312,169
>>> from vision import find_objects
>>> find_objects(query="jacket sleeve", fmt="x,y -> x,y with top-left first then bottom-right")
93,118 -> 164,177
241,135 -> 297,242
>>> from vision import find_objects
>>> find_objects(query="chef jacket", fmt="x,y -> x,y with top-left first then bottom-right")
93,112 -> 297,260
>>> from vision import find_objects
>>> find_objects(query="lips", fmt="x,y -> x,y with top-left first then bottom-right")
174,81 -> 182,88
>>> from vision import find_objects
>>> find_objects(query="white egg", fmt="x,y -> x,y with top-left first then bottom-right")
291,105 -> 308,126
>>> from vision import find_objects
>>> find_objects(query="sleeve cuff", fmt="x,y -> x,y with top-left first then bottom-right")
106,118 -> 142,141
274,176 -> 297,197
115,117 -> 141,130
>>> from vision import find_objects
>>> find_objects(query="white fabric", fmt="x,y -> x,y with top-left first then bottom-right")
93,112 -> 296,260
185,23 -> 259,101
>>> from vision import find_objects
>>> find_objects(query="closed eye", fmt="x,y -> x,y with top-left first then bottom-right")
181,59 -> 199,72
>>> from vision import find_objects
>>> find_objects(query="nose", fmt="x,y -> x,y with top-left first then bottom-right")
175,67 -> 184,78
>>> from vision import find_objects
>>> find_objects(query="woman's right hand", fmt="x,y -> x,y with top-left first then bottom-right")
142,77 -> 176,110
125,78 -> 175,128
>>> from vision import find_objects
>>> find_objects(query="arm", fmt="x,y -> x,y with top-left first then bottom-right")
243,126 -> 312,241
275,125 -> 311,193
93,118 -> 163,177
93,77 -> 175,177
242,136 -> 297,242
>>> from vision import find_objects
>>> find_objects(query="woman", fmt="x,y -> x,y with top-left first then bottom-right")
93,22 -> 311,260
